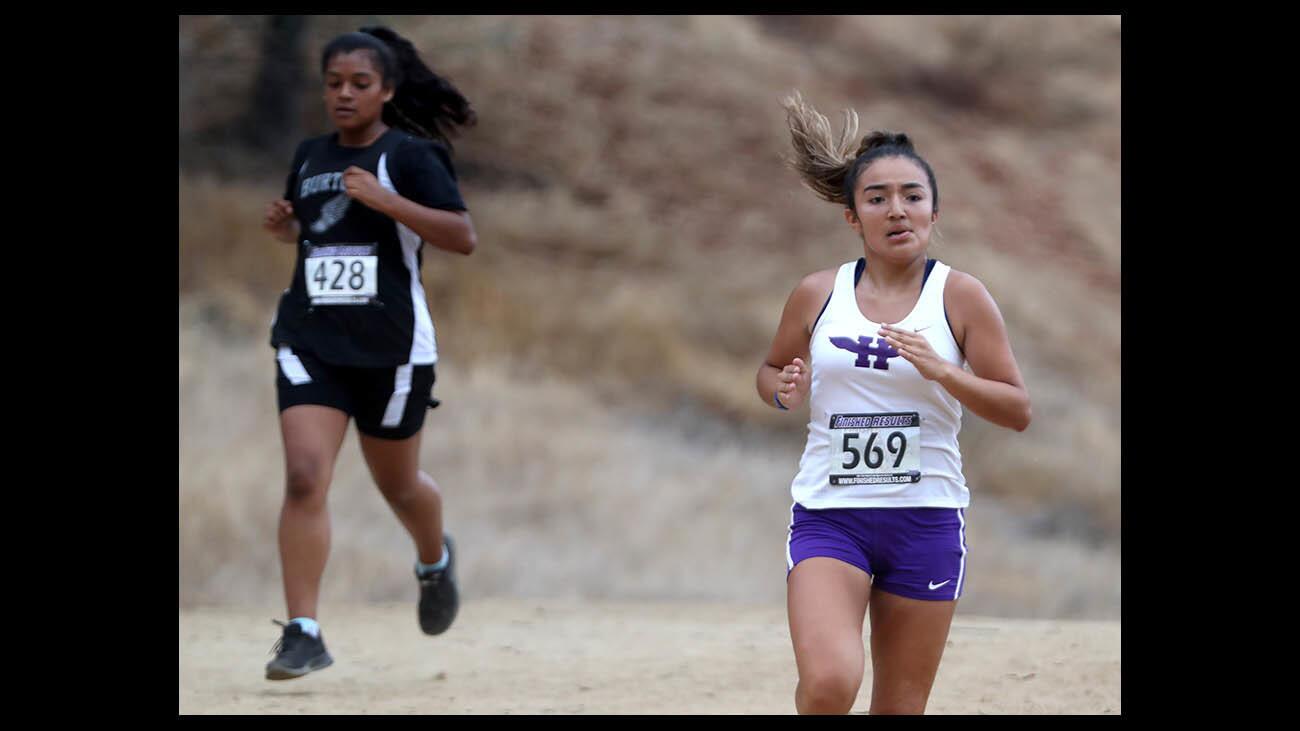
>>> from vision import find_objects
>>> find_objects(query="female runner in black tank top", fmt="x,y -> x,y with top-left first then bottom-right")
260,26 -> 476,680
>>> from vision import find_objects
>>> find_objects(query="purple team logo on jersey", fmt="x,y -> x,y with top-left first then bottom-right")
830,336 -> 900,370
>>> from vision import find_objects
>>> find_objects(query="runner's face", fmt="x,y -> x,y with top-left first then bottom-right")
323,51 -> 393,134
844,156 -> 937,261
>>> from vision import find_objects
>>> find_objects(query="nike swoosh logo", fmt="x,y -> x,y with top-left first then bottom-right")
928,580 -> 952,590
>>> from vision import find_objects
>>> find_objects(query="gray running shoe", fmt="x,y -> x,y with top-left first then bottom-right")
265,620 -> 334,680
416,535 -> 459,635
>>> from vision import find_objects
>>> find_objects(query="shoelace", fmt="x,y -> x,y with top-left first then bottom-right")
268,619 -> 301,656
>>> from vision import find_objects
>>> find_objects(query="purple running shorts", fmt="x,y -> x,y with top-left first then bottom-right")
786,503 -> 968,601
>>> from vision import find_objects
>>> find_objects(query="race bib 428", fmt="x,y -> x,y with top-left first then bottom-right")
304,244 -> 378,305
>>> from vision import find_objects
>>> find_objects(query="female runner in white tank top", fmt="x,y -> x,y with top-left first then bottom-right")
756,93 -> 1032,714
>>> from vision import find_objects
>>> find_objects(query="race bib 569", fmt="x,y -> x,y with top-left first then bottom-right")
827,412 -> 922,486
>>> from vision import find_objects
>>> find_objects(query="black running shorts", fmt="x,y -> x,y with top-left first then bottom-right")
275,345 -> 436,440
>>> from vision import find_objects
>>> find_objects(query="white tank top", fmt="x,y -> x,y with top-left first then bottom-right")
790,258 -> 969,509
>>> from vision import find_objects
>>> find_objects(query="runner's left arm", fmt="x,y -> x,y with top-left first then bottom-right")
882,271 -> 1031,431
362,181 -> 476,255
341,166 -> 476,255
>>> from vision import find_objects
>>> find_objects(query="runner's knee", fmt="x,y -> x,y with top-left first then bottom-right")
376,476 -> 425,509
799,666 -> 860,713
284,458 -> 331,503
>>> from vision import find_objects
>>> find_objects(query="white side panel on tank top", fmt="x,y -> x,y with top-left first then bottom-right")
379,152 -> 439,365
790,259 -> 969,509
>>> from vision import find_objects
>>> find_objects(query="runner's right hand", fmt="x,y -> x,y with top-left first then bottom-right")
776,357 -> 811,409
263,199 -> 295,234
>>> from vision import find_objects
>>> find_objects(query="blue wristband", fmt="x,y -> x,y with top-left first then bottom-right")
773,390 -> 790,410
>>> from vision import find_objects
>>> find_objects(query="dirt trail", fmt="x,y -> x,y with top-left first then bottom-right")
179,599 -> 1119,714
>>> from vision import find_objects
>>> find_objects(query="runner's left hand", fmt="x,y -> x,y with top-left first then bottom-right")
342,166 -> 389,209
879,324 -> 953,382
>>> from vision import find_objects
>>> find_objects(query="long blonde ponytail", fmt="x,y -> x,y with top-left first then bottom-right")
781,91 -> 939,212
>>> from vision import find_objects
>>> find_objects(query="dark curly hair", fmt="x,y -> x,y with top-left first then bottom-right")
320,26 -> 477,149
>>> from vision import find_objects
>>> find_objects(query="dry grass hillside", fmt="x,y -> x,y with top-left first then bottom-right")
179,15 -> 1120,618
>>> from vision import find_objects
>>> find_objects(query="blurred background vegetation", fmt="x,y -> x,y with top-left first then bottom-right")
179,15 -> 1120,618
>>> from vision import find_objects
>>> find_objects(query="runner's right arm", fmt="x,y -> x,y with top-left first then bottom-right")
265,139 -> 312,244
263,199 -> 299,243
756,270 -> 834,410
